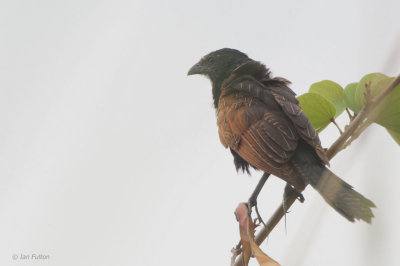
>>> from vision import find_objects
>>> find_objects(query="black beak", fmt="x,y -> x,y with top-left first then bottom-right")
187,62 -> 206,76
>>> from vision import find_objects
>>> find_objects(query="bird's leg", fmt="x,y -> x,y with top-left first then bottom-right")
283,184 -> 305,213
282,184 -> 305,232
247,173 -> 270,226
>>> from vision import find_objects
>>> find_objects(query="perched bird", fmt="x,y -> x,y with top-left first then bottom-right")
188,48 -> 375,223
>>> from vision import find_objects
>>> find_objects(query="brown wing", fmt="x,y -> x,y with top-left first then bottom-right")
217,91 -> 306,188
266,81 -> 329,165
238,110 -> 299,171
226,76 -> 329,165
217,78 -> 299,175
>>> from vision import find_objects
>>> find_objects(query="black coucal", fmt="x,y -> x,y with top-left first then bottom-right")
188,48 -> 375,223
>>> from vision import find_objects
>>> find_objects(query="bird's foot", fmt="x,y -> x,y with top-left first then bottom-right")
247,197 -> 266,227
283,184 -> 305,214
284,184 -> 304,203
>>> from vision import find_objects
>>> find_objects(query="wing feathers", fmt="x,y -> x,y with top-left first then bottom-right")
238,112 -> 298,169
219,75 -> 329,172
269,85 -> 329,164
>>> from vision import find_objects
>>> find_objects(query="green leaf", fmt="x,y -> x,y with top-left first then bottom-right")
355,73 -> 389,110
387,129 -> 400,146
356,75 -> 400,146
309,80 -> 345,117
298,93 -> 336,132
373,77 -> 400,132
343,82 -> 359,113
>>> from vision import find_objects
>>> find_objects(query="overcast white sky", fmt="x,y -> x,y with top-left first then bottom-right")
1,1 -> 400,265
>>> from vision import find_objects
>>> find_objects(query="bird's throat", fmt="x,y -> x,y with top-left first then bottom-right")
212,82 -> 223,109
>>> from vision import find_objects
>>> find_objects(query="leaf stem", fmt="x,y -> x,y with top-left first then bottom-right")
345,108 -> 354,121
330,118 -> 343,135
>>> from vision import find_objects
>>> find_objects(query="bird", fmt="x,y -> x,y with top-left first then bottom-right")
187,48 -> 375,223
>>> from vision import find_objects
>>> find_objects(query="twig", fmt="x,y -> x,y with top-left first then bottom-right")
233,74 -> 400,266
330,118 -> 343,135
345,108 -> 354,121
342,119 -> 373,150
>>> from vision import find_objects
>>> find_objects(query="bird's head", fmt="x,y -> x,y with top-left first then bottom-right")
187,48 -> 250,83
188,48 -> 251,108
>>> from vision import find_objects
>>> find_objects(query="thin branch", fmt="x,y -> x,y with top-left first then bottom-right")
330,118 -> 343,135
342,119 -> 373,150
345,108 -> 354,121
233,74 -> 400,266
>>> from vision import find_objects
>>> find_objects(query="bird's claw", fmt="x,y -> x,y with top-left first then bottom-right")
283,184 -> 305,216
297,193 -> 305,203
247,199 -> 267,227
284,184 -> 305,203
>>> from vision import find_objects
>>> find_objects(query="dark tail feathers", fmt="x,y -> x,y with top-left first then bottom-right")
309,167 -> 375,223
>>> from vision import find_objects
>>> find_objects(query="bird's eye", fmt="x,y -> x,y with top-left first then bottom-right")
207,57 -> 214,63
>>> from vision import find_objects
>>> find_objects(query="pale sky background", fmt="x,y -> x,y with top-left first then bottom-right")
1,1 -> 400,265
